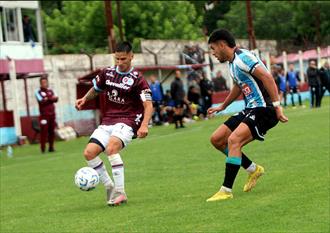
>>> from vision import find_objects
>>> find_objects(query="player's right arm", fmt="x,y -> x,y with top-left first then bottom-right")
75,87 -> 99,110
207,83 -> 241,115
75,72 -> 105,110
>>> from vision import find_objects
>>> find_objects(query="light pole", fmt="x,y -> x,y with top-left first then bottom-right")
104,0 -> 116,53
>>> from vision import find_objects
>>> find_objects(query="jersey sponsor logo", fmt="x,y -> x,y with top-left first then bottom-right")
242,84 -> 252,96
122,76 -> 134,86
105,80 -> 130,90
107,90 -> 125,104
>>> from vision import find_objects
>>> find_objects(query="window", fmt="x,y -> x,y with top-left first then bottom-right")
1,8 -> 20,41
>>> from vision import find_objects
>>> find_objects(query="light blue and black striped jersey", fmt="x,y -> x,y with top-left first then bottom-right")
228,48 -> 272,108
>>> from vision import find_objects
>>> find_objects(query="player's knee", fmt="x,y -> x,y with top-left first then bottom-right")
227,134 -> 242,149
83,148 -> 96,160
105,145 -> 120,156
210,133 -> 226,148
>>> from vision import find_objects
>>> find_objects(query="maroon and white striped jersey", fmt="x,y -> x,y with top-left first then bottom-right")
92,66 -> 151,132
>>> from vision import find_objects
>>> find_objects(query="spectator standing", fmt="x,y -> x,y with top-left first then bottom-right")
199,74 -> 214,116
212,71 -> 228,92
319,61 -> 330,103
23,15 -> 36,42
307,60 -> 321,108
286,64 -> 302,107
170,70 -> 187,128
35,77 -> 58,153
278,68 -> 287,107
149,75 -> 164,125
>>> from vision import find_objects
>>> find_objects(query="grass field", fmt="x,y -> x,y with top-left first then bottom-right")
1,98 -> 329,233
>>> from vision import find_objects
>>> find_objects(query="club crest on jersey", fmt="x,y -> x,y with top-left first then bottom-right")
122,77 -> 134,86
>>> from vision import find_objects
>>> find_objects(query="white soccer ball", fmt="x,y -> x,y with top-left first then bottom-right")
74,167 -> 100,191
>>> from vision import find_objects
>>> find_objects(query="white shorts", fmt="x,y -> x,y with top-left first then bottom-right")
90,123 -> 134,150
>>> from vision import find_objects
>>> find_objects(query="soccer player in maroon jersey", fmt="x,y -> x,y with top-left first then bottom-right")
35,77 -> 58,153
75,42 -> 153,206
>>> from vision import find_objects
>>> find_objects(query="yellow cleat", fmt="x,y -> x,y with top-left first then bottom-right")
206,190 -> 233,202
243,165 -> 264,192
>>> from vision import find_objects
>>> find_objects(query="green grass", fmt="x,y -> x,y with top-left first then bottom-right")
1,98 -> 329,233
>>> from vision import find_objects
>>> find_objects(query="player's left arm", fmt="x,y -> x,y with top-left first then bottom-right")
137,99 -> 153,138
252,66 -> 288,123
136,74 -> 153,138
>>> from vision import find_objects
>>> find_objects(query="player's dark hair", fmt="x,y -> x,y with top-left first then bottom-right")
115,41 -> 132,53
208,29 -> 236,48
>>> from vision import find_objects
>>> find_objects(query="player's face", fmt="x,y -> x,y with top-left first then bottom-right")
210,41 -> 227,63
115,51 -> 133,72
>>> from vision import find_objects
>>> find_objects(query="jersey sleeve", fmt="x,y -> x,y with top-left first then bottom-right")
35,89 -> 43,102
237,51 -> 260,74
92,69 -> 106,92
136,75 -> 152,102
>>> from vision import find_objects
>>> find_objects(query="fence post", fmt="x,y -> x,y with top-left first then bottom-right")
51,59 -> 64,128
8,59 -> 21,138
282,51 -> 288,73
317,47 -> 321,68
298,50 -> 305,83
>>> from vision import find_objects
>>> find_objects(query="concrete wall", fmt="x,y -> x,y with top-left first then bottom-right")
0,38 -> 279,144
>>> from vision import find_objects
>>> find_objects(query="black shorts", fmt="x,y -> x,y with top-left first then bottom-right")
224,107 -> 279,141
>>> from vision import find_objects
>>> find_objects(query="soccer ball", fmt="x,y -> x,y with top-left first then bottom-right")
74,167 -> 100,191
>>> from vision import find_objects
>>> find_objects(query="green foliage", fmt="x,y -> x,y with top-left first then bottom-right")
293,1 -> 330,46
42,1 -> 330,54
216,1 -> 330,46
1,98 -> 329,232
43,1 -> 203,54
43,1 -> 109,54
202,0 -> 231,35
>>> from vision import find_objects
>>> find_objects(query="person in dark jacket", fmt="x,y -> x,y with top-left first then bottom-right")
199,74 -> 214,116
170,70 -> 187,128
306,60 -> 321,108
319,61 -> 330,103
23,15 -> 36,42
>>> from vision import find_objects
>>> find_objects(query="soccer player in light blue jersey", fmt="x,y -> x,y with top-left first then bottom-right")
206,29 -> 288,202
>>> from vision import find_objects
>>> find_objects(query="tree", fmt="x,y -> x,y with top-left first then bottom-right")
202,0 -> 231,35
216,1 -> 330,49
43,1 -> 203,54
293,1 -> 330,47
